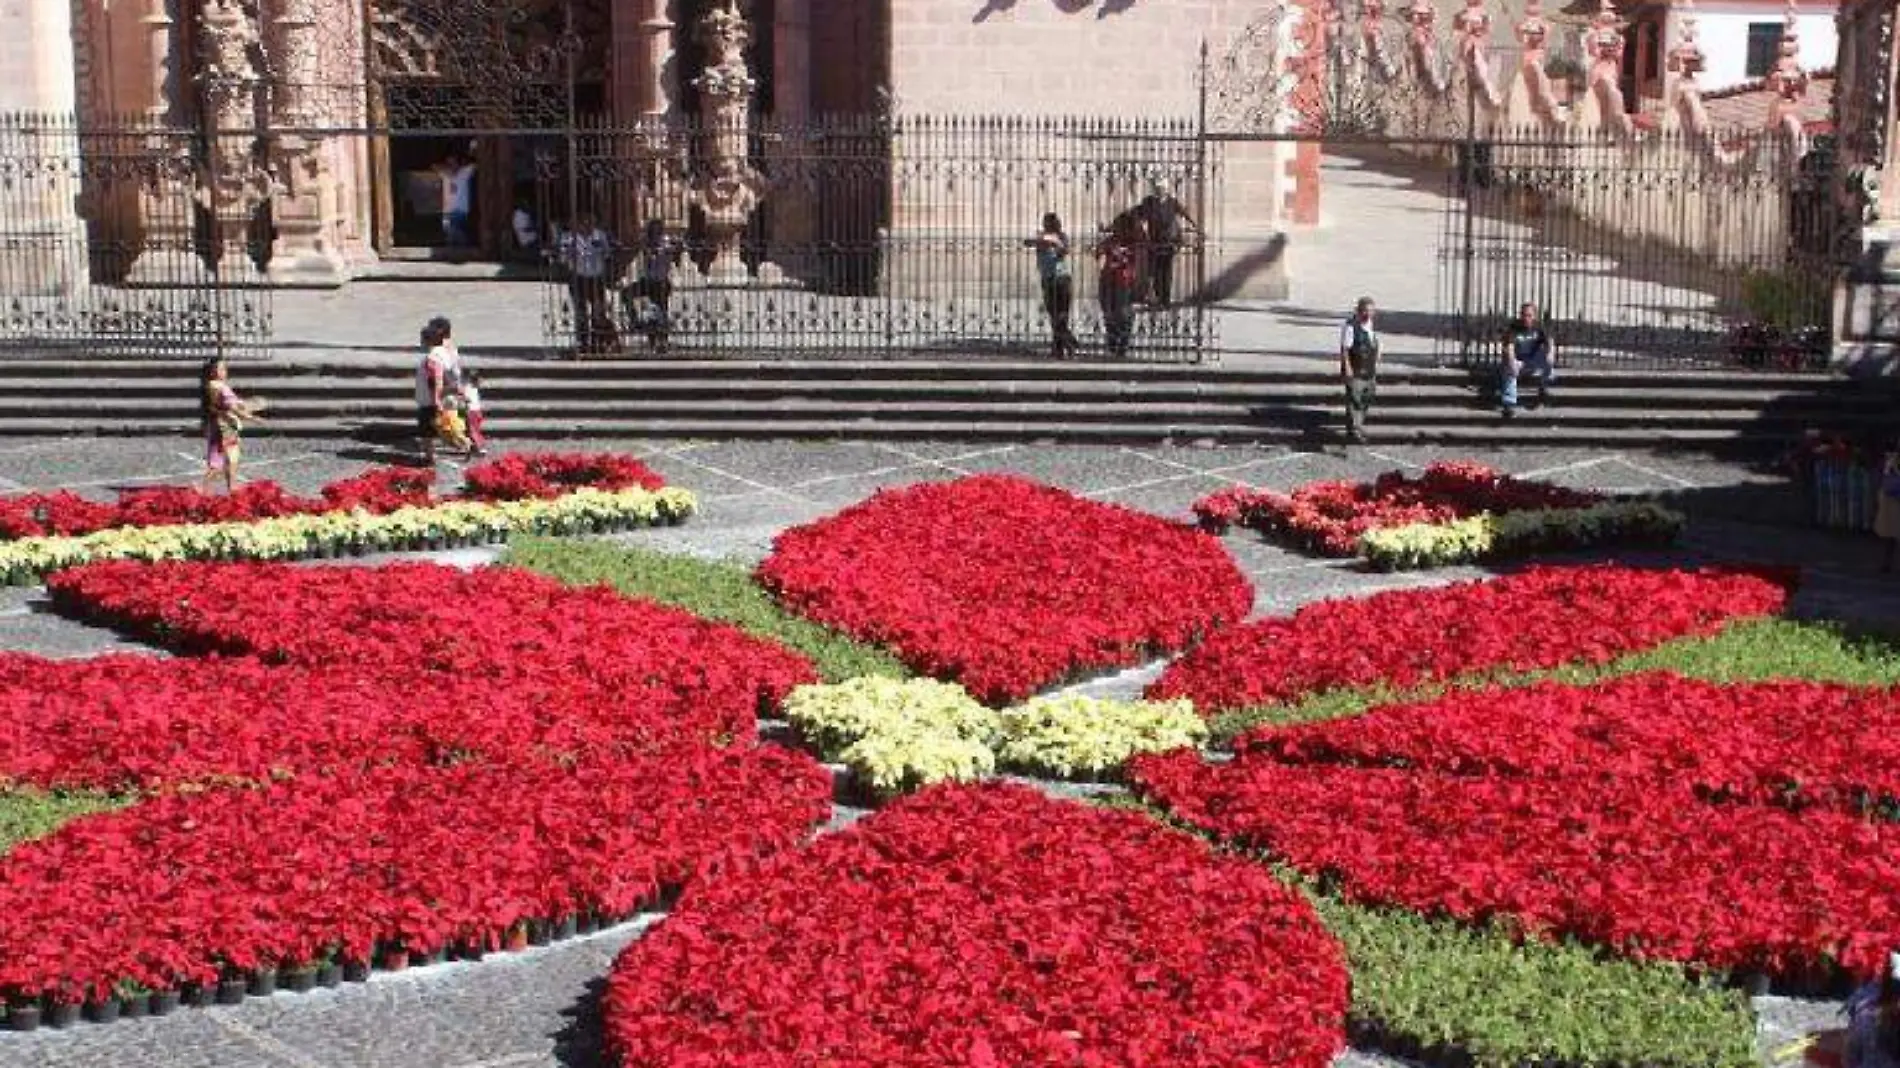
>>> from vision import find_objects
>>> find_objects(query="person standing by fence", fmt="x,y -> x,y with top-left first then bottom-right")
1140,182 -> 1199,308
559,214 -> 615,356
631,219 -> 683,355
436,153 -> 476,250
1339,296 -> 1380,444
1096,211 -> 1143,359
1026,212 -> 1078,359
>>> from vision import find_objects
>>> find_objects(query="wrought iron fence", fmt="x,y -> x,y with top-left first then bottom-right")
0,112 -> 272,360
527,112 -> 1219,360
1434,126 -> 1843,372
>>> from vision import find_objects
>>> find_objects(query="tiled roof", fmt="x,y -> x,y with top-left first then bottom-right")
1699,70 -> 1834,131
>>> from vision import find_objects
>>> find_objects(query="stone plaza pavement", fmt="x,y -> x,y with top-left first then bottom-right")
0,434 -> 1889,1068
264,153 -> 1723,369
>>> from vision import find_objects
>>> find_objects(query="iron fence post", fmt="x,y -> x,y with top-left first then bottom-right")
1195,39 -> 1212,366
1458,72 -> 1477,369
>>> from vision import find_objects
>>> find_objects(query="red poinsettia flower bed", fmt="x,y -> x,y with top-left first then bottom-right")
0,650 -> 746,792
603,783 -> 1348,1067
45,561 -> 816,745
0,452 -> 661,541
459,452 -> 664,501
1132,674 -> 1900,980
0,744 -> 831,1005
0,558 -> 834,1011
756,475 -> 1253,704
1148,564 -> 1791,714
1193,462 -> 1604,556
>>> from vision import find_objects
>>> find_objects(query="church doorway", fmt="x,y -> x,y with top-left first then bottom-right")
365,0 -> 607,261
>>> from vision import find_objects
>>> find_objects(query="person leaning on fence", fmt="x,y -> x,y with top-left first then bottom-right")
1339,296 -> 1380,444
1499,301 -> 1556,418
629,218 -> 684,355
559,213 -> 616,357
1026,212 -> 1079,359
1095,212 -> 1143,359
1139,181 -> 1199,308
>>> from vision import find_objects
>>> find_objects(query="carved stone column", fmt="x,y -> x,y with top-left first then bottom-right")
1828,0 -> 1900,369
688,0 -> 771,285
126,0 -> 197,286
196,0 -> 271,283
0,0 -> 88,296
639,0 -> 676,116
265,0 -> 346,286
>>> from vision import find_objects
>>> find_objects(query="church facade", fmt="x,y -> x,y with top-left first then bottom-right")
2,1 -> 1294,299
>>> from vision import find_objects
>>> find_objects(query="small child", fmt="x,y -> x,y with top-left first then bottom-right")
462,371 -> 487,457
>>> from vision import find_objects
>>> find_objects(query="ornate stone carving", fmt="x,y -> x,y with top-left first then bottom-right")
1763,0 -> 1810,137
1584,0 -> 1626,84
689,0 -> 768,283
196,0 -> 272,275
1515,0 -> 1548,55
1205,4 -> 1296,135
1405,0 -> 1437,50
1834,0 -> 1893,167
1666,0 -> 1705,79
264,0 -> 346,286
1454,0 -> 1490,57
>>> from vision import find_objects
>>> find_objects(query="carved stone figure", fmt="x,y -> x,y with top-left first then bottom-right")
1585,0 -> 1626,85
689,0 -> 770,283
1515,0 -> 1549,55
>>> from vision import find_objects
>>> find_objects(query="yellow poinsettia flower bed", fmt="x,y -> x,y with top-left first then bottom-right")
0,486 -> 697,586
784,677 -> 1205,798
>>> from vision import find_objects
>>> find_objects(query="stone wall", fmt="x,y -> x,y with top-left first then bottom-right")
884,0 -> 1291,300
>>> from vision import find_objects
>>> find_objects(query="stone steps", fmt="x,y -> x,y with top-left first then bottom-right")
0,357 -> 1890,447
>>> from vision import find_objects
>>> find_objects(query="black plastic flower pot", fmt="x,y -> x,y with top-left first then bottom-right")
149,990 -> 181,1016
554,915 -> 578,941
315,964 -> 341,989
6,1003 -> 40,1032
411,949 -> 445,968
247,970 -> 277,998
576,913 -> 600,936
527,921 -> 550,947
45,1001 -> 80,1029
457,942 -> 485,962
341,960 -> 371,984
84,998 -> 121,1025
215,978 -> 247,1005
183,984 -> 215,1009
280,970 -> 316,994
119,993 -> 150,1019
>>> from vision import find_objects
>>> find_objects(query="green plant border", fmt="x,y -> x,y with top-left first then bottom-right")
1209,616 -> 1900,744
504,538 -> 908,683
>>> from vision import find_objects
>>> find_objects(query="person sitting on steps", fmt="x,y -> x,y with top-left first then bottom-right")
1499,301 -> 1556,418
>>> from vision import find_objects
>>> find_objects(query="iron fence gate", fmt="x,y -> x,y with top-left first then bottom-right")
1432,128 -> 1850,373
532,113 -> 1219,359
0,113 -> 272,360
